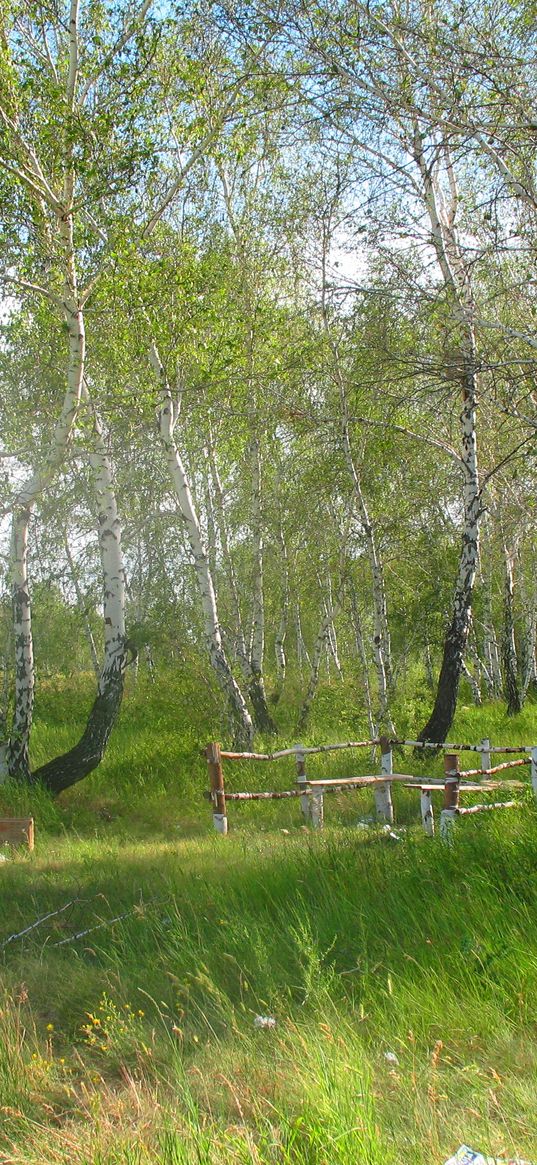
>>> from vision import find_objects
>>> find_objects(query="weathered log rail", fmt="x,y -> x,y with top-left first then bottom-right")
203,736 -> 537,839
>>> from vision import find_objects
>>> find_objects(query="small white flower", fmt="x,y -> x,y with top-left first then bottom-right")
384,1050 -> 399,1065
253,1015 -> 276,1029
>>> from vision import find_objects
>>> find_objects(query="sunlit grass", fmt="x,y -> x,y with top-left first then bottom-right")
1,682 -> 536,1162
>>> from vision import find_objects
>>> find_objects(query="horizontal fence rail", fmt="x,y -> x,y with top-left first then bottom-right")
203,738 -> 537,839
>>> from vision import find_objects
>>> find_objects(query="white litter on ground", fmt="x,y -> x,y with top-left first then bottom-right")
444,1146 -> 533,1164
383,1051 -> 399,1065
253,1015 -> 276,1029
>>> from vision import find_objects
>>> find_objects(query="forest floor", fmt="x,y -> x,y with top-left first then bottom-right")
1,687 -> 537,1164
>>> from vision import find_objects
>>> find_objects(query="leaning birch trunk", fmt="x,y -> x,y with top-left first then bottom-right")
297,582 -> 344,732
418,362 -> 481,742
415,133 -> 482,743
5,5 -> 87,781
150,344 -> 253,747
34,392 -> 128,793
247,438 -> 276,733
7,215 -> 86,781
502,543 -> 522,716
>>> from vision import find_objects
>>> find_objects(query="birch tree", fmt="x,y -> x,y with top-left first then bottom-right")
149,339 -> 254,747
34,389 -> 129,793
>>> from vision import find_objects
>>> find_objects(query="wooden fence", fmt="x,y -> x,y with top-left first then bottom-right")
203,737 -> 537,840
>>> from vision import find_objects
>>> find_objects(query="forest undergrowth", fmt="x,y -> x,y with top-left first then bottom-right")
1,675 -> 537,1164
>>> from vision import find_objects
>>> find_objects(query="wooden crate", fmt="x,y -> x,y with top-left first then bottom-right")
0,817 -> 34,851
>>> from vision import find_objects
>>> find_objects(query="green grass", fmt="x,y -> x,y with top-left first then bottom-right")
0,680 -> 536,1163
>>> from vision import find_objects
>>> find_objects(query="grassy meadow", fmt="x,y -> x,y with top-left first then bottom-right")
1,672 -> 537,1164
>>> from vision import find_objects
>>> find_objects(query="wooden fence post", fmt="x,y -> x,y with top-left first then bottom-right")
420,790 -> 434,836
480,737 -> 491,775
531,747 -> 537,802
295,745 -> 311,824
206,742 -> 228,835
441,752 -> 460,841
374,735 -> 394,823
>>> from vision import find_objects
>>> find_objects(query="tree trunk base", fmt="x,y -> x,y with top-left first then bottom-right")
33,649 -> 127,794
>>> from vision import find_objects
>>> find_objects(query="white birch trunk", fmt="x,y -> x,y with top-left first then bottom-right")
202,445 -> 218,582
348,581 -> 376,742
414,133 -> 482,742
297,583 -> 344,731
151,345 -> 253,747
461,660 -> 482,705
334,368 -> 394,724
207,439 -> 249,671
7,250 -> 85,781
326,340 -> 393,717
216,165 -> 275,733
502,542 -> 522,715
248,438 -> 276,733
483,578 -> 503,697
87,395 -> 126,690
273,525 -> 289,704
34,390 -> 129,793
324,575 -> 343,679
6,62 -> 86,778
320,220 -> 393,722
295,601 -> 310,675
467,634 -> 493,698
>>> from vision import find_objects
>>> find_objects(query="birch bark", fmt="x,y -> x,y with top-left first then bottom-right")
34,390 -> 128,793
248,438 -> 276,732
502,542 -> 522,716
150,344 -> 254,747
295,601 -> 310,675
319,222 -> 394,726
3,0 -> 86,780
297,576 -> 345,732
273,525 -> 289,705
415,134 -> 482,743
207,436 -> 249,671
216,163 -> 276,733
348,579 -> 376,742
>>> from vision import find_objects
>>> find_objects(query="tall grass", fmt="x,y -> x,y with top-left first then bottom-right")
0,679 -> 536,1163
